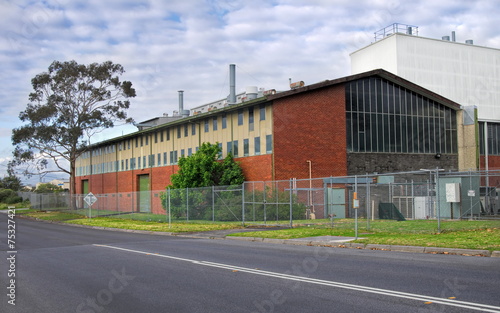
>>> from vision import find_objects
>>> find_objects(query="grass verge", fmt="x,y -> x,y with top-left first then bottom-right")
64,217 -> 243,232
17,210 -> 500,251
230,219 -> 500,251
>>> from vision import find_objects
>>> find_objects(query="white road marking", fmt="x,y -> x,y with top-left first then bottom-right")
93,244 -> 500,312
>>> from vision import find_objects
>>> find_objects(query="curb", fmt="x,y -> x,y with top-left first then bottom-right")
16,215 -> 499,258
228,236 -> 497,257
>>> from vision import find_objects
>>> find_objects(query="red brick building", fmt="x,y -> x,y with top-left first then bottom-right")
75,69 -> 474,201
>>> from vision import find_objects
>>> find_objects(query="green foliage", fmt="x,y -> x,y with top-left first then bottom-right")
160,185 -> 307,222
35,183 -> 63,194
0,189 -> 22,204
170,143 -> 222,188
170,143 -> 245,189
0,175 -> 23,191
219,153 -> 245,186
10,60 -> 136,194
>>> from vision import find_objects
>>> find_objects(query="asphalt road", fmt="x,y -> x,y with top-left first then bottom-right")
1,212 -> 500,313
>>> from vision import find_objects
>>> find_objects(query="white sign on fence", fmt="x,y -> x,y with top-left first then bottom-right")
84,192 -> 98,207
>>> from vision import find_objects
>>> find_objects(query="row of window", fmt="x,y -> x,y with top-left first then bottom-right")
76,135 -> 273,176
479,122 -> 500,155
80,145 -> 116,159
346,78 -> 458,154
82,104 -> 268,156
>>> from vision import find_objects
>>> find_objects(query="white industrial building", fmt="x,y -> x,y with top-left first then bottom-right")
350,23 -> 500,170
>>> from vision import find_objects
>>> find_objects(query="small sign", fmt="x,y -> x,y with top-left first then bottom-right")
84,192 -> 98,206
353,199 -> 359,208
468,190 -> 475,197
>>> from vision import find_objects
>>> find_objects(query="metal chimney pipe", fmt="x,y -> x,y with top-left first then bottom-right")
229,64 -> 236,104
178,90 -> 184,113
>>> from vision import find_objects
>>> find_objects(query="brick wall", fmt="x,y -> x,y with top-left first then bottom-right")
480,156 -> 500,186
272,84 -> 348,180
348,153 -> 459,175
237,154 -> 272,182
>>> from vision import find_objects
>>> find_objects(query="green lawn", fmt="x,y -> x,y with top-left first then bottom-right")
229,219 -> 500,251
64,217 -> 243,232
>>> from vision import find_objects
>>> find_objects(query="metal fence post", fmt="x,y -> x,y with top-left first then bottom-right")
289,179 -> 293,228
242,183 -> 245,227
168,187 -> 171,229
212,185 -> 215,222
186,187 -> 189,221
366,175 -> 371,231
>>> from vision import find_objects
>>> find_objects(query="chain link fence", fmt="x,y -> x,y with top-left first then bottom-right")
18,170 -> 500,225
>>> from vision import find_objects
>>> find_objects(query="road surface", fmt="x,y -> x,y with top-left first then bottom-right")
1,212 -> 499,312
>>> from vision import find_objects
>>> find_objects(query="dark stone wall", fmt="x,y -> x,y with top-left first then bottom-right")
347,153 -> 458,175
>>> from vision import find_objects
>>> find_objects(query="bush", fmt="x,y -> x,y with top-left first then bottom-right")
5,195 -> 23,204
0,189 -> 17,203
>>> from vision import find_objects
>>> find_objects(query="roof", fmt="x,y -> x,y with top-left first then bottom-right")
87,68 -> 461,148
268,68 -> 462,110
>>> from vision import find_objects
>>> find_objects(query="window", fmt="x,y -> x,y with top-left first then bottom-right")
184,124 -> 188,137
204,119 -> 209,132
192,123 -> 196,135
227,142 -> 232,155
249,107 -> 254,131
157,153 -> 161,166
244,139 -> 249,156
143,156 -> 146,168
154,132 -> 158,143
260,104 -> 266,120
222,113 -> 227,129
121,160 -> 124,171
177,125 -> 181,138
254,137 -> 260,155
345,77 -> 457,154
130,158 -> 135,170
249,107 -> 254,124
181,149 -> 185,158
166,129 -> 170,141
266,135 -> 272,154
140,136 -> 143,147
127,140 -> 130,150
125,159 -> 128,170
169,151 -> 174,164
150,154 -> 155,167
145,135 -> 149,145
233,140 -> 238,157
188,148 -> 192,156
135,138 -> 138,148
480,122 -> 500,155
160,131 -> 164,142
213,116 -> 218,131
138,157 -> 141,168
163,152 -> 167,165
238,109 -> 244,125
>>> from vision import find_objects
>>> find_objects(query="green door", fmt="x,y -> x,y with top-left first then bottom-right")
138,175 -> 150,213
82,180 -> 89,209
326,188 -> 346,218
82,180 -> 89,194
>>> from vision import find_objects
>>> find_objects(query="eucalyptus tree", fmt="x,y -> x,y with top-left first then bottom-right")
11,60 -> 136,196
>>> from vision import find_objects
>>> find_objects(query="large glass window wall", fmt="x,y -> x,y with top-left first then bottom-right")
479,122 -> 500,155
346,77 -> 457,154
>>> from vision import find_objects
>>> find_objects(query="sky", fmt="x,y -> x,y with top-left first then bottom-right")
1,0 -> 499,185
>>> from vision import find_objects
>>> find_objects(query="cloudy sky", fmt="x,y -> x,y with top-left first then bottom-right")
1,0 -> 499,184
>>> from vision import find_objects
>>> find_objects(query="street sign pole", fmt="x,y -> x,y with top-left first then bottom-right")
84,192 -> 98,218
